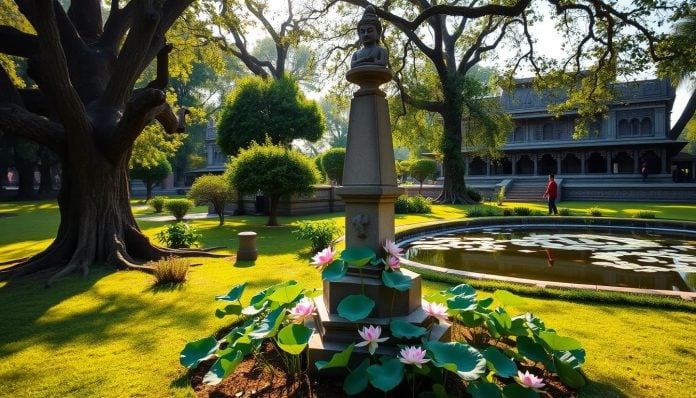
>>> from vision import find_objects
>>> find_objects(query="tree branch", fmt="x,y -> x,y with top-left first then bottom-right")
669,89 -> 696,140
68,0 -> 104,44
109,88 -> 168,161
146,44 -> 173,90
0,26 -> 39,57
0,105 -> 65,154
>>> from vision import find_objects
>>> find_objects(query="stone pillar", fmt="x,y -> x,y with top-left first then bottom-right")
606,151 -> 612,174
308,65 -> 449,369
556,153 -> 561,175
511,154 -> 517,175
634,150 -> 640,174
580,152 -> 586,174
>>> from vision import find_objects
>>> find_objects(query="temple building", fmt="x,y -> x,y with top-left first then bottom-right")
461,77 -> 695,201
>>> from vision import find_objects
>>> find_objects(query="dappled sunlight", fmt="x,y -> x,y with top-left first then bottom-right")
0,239 -> 53,263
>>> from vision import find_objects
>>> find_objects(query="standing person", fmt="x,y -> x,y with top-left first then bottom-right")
543,174 -> 559,215
641,163 -> 648,182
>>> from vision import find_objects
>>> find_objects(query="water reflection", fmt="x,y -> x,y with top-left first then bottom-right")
404,230 -> 696,292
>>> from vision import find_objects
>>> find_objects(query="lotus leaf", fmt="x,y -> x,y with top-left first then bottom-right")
343,358 -> 370,395
337,294 -> 375,321
340,246 -> 376,266
502,383 -> 540,398
180,336 -> 219,369
267,284 -> 303,304
277,324 -> 313,355
390,319 -> 427,339
202,349 -> 244,385
482,346 -> 518,378
427,341 -> 486,381
382,270 -> 412,291
468,382 -> 503,398
322,260 -> 347,281
215,282 -> 247,302
315,343 -> 355,371
366,358 -> 405,392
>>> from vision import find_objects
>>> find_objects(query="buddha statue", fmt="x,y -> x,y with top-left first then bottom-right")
350,5 -> 388,68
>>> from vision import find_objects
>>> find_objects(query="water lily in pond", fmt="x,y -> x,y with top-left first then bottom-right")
383,239 -> 404,257
386,255 -> 400,271
399,346 -> 430,368
516,370 -> 546,389
287,298 -> 316,324
355,325 -> 388,355
312,247 -> 337,271
423,301 -> 449,324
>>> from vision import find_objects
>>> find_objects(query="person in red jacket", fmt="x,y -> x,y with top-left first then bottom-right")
543,174 -> 559,215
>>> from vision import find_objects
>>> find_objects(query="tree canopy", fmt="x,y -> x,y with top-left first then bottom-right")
227,141 -> 320,226
217,75 -> 325,155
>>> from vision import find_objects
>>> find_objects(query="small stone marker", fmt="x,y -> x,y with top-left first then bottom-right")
237,231 -> 257,261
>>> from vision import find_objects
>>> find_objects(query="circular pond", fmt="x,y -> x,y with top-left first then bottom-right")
402,225 -> 696,293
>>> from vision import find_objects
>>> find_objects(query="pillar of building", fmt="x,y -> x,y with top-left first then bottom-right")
633,150 -> 640,174
511,154 -> 517,175
580,152 -> 586,174
556,153 -> 561,175
606,150 -> 612,174
533,153 -> 539,175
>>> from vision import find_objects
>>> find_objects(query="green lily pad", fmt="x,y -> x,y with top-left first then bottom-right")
478,297 -> 494,309
382,270 -> 412,291
427,341 -> 486,381
242,301 -> 268,316
390,319 -> 426,339
538,331 -> 583,352
322,260 -> 347,281
249,307 -> 285,339
447,283 -> 477,296
340,246 -> 376,266
337,294 -> 375,321
554,356 -> 586,388
555,349 -> 586,368
180,336 -> 219,369
502,383 -> 540,398
215,282 -> 247,302
516,336 -> 549,364
343,358 -> 370,395
215,304 -> 242,319
467,382 -> 503,398
482,346 -> 518,378
267,284 -> 304,304
249,280 -> 297,307
494,289 -> 526,307
447,293 -> 478,311
366,358 -> 405,392
277,324 -> 313,355
315,343 -> 355,371
201,349 -> 244,385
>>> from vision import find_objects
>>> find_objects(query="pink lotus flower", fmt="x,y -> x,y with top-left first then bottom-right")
399,346 -> 431,368
385,256 -> 400,271
312,247 -> 337,271
355,325 -> 389,355
383,240 -> 403,257
516,370 -> 546,389
287,298 -> 316,324
423,301 -> 449,324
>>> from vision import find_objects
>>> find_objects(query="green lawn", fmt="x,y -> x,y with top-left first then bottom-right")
0,200 -> 695,397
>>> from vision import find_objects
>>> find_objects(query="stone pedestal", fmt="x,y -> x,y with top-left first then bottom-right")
236,231 -> 257,261
307,65 -> 450,372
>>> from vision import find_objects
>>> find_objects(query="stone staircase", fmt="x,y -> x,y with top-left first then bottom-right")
504,179 -> 549,202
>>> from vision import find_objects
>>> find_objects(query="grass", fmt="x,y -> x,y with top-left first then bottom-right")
0,200 -> 695,397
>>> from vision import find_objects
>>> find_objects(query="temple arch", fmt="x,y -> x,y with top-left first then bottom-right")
561,153 -> 581,173
587,152 -> 607,173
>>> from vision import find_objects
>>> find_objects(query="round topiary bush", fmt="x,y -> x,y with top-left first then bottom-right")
165,199 -> 194,222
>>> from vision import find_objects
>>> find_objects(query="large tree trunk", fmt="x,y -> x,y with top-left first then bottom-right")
435,98 -> 471,204
267,194 -> 280,226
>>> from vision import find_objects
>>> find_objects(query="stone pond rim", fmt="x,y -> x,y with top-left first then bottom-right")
395,216 -> 696,300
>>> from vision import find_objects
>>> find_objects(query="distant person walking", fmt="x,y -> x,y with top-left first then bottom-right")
641,163 -> 648,182
543,174 -> 559,215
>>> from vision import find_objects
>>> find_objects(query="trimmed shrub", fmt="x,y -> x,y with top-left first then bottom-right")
150,196 -> 167,213
513,206 -> 532,216
502,208 -> 513,216
409,159 -> 437,194
188,175 -> 234,226
467,206 -> 485,217
496,186 -> 506,206
156,222 -> 201,248
588,207 -> 603,217
321,148 -> 346,185
165,198 -> 194,222
394,195 -> 432,214
150,256 -> 190,285
466,186 -> 481,202
559,208 -> 572,216
634,211 -> 656,219
295,220 -> 342,253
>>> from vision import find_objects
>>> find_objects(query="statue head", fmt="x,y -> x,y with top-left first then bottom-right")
357,5 -> 382,45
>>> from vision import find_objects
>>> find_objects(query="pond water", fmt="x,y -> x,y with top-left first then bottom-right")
403,228 -> 696,292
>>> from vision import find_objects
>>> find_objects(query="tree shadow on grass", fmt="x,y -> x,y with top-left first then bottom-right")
581,377 -> 631,397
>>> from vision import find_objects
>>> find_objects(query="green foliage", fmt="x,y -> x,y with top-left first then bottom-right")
149,256 -> 190,285
129,158 -> 172,199
226,141 -> 320,225
294,220 -> 341,253
395,195 -> 432,214
496,187 -> 506,206
149,196 -> 167,213
513,207 -> 532,216
634,211 -> 656,219
155,222 -> 201,248
320,148 -> 346,185
188,175 -> 234,225
395,159 -> 413,182
217,75 -> 325,155
559,208 -> 572,216
588,207 -> 604,217
466,187 -> 482,202
164,199 -> 194,222
409,159 -> 438,189
181,280 -> 317,383
337,294 -> 375,321
467,206 -> 500,217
